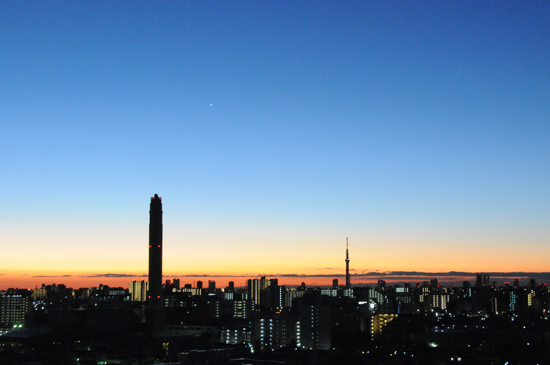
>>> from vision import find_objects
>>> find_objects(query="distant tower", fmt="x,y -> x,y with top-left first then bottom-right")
345,237 -> 351,289
148,194 -> 163,308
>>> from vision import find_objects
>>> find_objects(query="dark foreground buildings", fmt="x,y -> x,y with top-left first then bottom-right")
2,276 -> 550,364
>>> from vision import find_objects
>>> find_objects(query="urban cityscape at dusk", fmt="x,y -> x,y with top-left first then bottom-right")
1,193 -> 550,364
1,2 -> 549,364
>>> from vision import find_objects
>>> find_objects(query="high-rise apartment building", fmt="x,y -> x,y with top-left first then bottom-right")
248,279 -> 260,306
129,280 -> 148,302
148,194 -> 163,309
0,293 -> 30,327
295,297 -> 331,350
248,276 -> 269,306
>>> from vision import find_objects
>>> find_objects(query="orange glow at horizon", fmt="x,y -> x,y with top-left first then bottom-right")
3,222 -> 550,291
2,270 -> 548,291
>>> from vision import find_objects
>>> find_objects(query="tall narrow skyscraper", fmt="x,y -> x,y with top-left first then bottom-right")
345,238 -> 351,289
148,194 -> 163,308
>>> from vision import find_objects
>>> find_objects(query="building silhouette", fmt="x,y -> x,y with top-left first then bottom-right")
148,194 -> 163,309
345,238 -> 351,289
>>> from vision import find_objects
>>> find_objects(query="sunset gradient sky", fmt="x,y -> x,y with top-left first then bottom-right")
1,2 -> 549,289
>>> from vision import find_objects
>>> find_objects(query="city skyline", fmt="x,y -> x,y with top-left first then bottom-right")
1,2 -> 549,290
4,273 -> 550,292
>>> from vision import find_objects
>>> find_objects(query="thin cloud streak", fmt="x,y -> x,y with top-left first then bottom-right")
164,272 -> 550,280
33,275 -> 73,278
85,273 -> 146,278
67,272 -> 550,286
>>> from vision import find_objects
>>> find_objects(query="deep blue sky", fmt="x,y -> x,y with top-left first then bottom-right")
1,1 -> 549,280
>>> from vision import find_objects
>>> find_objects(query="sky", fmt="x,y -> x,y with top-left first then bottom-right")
1,1 -> 549,289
